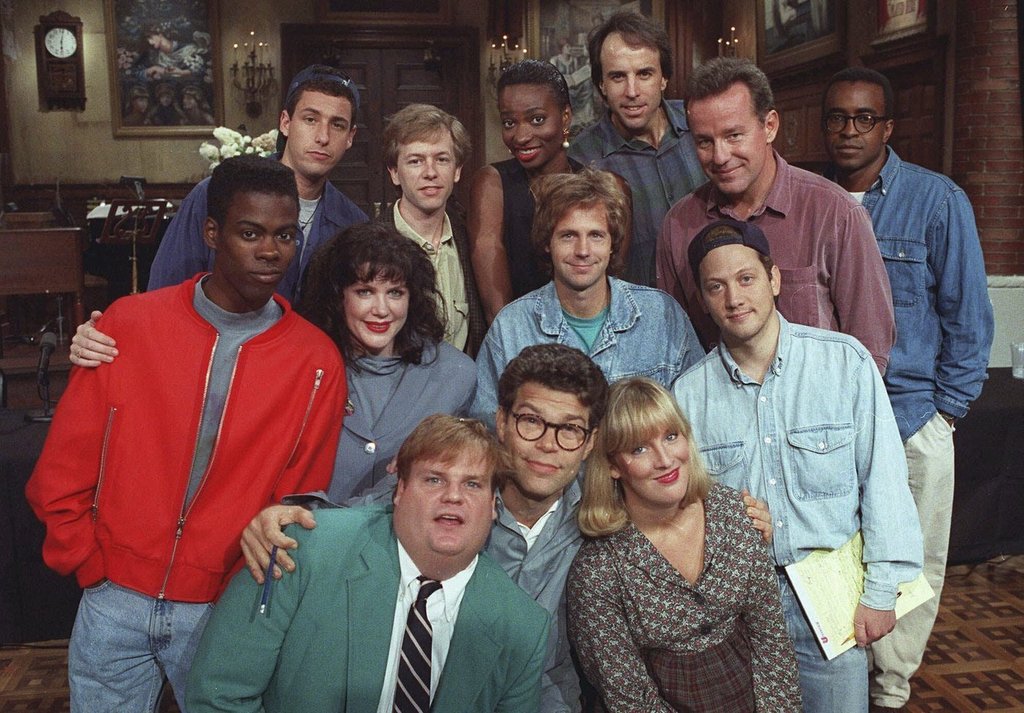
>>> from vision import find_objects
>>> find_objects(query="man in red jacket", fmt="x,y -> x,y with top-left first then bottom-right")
26,155 -> 347,713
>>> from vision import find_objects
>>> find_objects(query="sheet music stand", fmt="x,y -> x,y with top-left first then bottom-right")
98,200 -> 166,294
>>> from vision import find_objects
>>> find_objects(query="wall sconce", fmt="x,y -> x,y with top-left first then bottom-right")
424,42 -> 443,75
487,34 -> 528,93
718,26 -> 738,57
230,30 -> 275,118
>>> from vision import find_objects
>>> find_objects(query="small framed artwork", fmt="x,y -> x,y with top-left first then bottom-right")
526,0 -> 665,134
757,0 -> 843,76
874,0 -> 929,44
105,0 -> 222,137
314,0 -> 453,25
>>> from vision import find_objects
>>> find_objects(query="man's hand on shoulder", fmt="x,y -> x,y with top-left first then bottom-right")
742,489 -> 773,544
240,504 -> 317,584
70,310 -> 118,367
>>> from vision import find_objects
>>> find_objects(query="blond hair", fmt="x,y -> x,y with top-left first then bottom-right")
578,378 -> 712,537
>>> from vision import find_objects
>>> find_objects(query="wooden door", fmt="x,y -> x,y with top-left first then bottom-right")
281,25 -> 481,218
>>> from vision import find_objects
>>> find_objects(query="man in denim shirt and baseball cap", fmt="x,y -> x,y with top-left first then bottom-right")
673,219 -> 923,713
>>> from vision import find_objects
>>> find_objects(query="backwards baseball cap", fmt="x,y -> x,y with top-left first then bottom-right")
284,65 -> 360,112
688,219 -> 772,283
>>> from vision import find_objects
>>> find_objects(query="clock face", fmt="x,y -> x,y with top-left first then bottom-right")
44,27 -> 77,58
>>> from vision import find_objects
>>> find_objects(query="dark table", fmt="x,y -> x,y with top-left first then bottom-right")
0,409 -> 81,643
949,368 -> 1024,564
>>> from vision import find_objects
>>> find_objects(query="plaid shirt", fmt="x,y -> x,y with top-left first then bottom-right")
569,100 -> 706,287
568,484 -> 802,712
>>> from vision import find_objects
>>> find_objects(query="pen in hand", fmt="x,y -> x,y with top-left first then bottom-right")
259,545 -> 279,616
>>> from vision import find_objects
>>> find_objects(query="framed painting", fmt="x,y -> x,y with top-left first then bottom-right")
526,0 -> 664,134
314,0 -> 452,25
874,0 -> 929,44
106,0 -> 222,137
756,0 -> 842,75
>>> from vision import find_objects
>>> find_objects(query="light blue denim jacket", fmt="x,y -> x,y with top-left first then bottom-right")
471,277 -> 703,427
672,316 -> 923,610
826,149 -> 994,440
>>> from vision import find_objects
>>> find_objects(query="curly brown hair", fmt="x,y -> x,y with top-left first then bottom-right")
297,222 -> 444,366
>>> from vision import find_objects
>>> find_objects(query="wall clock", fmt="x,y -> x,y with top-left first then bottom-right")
35,11 -> 86,111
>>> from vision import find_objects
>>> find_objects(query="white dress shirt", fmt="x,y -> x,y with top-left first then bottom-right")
376,540 -> 478,712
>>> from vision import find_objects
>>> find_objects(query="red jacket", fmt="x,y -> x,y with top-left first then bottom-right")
26,277 -> 346,602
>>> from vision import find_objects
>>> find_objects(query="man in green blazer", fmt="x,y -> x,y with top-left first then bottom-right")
185,415 -> 549,713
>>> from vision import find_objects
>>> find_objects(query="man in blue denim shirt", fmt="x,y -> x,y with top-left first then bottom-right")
471,169 -> 702,429
672,220 -> 923,713
822,68 -> 994,712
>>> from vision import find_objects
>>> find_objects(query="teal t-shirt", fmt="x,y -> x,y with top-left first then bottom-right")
563,307 -> 609,353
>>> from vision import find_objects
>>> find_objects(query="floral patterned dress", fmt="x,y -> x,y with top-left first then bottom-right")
567,484 -> 802,712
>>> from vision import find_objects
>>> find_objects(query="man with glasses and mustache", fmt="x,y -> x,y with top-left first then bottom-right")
656,57 -> 895,374
822,67 -> 993,713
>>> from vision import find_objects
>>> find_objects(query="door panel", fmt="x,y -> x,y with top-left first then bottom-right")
281,25 -> 480,219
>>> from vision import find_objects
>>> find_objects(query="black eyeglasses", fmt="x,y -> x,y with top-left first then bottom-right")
510,412 -> 592,451
822,113 -> 890,134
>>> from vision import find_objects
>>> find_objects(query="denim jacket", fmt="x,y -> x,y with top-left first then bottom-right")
471,277 -> 703,427
826,149 -> 994,440
672,316 -> 923,610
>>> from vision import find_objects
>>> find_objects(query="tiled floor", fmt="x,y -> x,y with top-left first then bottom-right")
903,555 -> 1024,712
2,556 -> 1022,712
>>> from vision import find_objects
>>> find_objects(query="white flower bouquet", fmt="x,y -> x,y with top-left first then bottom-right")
199,126 -> 279,170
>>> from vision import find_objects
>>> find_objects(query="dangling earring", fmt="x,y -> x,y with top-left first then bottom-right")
562,128 -> 570,149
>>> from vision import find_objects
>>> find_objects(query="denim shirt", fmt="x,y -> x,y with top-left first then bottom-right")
471,277 -> 703,427
672,316 -> 923,610
827,149 -> 993,440
487,482 -> 583,713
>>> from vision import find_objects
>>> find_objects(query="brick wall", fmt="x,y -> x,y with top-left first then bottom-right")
953,0 -> 1024,275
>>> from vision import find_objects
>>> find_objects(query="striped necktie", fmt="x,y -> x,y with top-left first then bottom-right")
393,576 -> 443,713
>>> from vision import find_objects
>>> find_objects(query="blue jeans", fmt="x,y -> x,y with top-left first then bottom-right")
778,572 -> 868,713
68,580 -> 212,713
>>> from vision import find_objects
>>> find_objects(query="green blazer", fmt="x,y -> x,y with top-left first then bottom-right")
186,505 -> 550,712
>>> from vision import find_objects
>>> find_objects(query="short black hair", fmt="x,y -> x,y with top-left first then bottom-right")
206,156 -> 298,226
498,59 -> 571,110
823,67 -> 895,117
587,10 -> 672,93
276,64 -> 359,153
497,344 -> 609,428
284,64 -> 359,120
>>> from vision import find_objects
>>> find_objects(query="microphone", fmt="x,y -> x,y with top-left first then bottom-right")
26,332 -> 58,423
37,332 -> 58,387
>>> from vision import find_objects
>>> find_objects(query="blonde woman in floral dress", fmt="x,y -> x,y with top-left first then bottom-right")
568,378 -> 802,712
